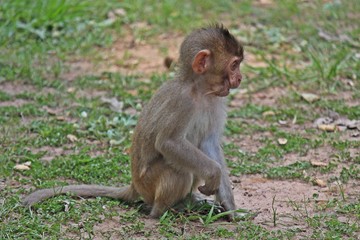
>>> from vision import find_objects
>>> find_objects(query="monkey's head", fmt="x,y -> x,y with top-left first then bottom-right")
179,24 -> 244,97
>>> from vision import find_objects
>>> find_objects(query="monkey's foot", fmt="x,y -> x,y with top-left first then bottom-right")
175,197 -> 225,215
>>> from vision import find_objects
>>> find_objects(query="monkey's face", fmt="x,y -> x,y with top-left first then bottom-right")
208,56 -> 242,97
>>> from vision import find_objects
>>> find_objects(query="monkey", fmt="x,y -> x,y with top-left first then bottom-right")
23,24 -> 244,220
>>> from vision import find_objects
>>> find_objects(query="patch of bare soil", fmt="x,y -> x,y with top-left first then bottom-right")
103,32 -> 182,75
60,173 -> 358,239
91,206 -> 237,239
280,145 -> 335,167
0,82 -> 37,95
327,90 -> 359,107
0,81 -> 56,96
61,60 -> 95,82
62,30 -> 184,82
232,175 -> 331,230
0,99 -> 32,107
29,145 -> 78,162
92,213 -> 160,240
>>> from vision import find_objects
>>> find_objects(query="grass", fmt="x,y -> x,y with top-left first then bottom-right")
1,0 -> 359,239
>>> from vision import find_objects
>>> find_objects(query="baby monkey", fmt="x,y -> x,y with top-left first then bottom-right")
24,24 -> 244,220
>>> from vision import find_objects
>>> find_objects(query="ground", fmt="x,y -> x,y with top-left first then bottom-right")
0,0 -> 359,239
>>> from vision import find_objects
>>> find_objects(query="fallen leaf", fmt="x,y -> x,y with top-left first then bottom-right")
351,132 -> 360,137
336,126 -> 347,132
67,134 -> 78,142
101,97 -> 124,113
114,8 -> 126,16
278,138 -> 288,145
109,138 -> 125,146
262,110 -> 275,117
164,56 -> 174,69
107,11 -> 116,20
14,164 -> 30,171
64,200 -> 70,212
344,79 -> 354,87
67,87 -> 76,93
23,161 -> 32,167
56,116 -> 66,121
313,117 -> 333,127
43,106 -> 58,115
314,178 -> 327,187
278,120 -> 287,125
318,124 -> 336,132
310,160 -> 328,167
301,93 -> 320,103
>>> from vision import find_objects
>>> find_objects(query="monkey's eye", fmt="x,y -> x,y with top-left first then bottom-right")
230,61 -> 239,71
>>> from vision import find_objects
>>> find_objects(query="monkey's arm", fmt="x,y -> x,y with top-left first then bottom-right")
200,135 -> 236,214
155,135 -> 221,196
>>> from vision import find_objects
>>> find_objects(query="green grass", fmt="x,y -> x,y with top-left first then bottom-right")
1,0 -> 359,239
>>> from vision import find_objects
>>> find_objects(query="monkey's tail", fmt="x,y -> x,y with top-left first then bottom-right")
22,184 -> 139,207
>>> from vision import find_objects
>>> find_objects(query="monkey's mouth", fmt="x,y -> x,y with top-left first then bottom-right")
216,88 -> 230,97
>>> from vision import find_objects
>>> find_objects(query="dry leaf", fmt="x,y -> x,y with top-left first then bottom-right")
278,138 -> 288,145
56,116 -> 66,121
43,106 -> 58,115
114,8 -> 126,16
318,124 -> 336,132
344,79 -> 354,87
336,126 -> 347,132
67,134 -> 78,142
67,87 -> 76,93
278,120 -> 287,125
14,164 -> 30,171
262,110 -> 275,117
101,97 -> 124,113
310,160 -> 328,167
314,178 -> 327,187
301,93 -> 320,103
64,200 -> 70,212
23,161 -> 32,167
351,132 -> 360,137
314,117 -> 333,127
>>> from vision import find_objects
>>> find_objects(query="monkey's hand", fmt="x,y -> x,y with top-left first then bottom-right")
198,185 -> 218,196
198,163 -> 221,196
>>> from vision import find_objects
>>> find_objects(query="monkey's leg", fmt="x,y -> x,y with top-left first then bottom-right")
216,173 -> 236,211
200,139 -> 237,216
150,169 -> 193,218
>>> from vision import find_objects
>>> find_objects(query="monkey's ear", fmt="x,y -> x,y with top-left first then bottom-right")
192,49 -> 211,74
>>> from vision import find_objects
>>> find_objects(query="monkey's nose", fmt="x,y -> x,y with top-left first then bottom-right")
230,78 -> 241,89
